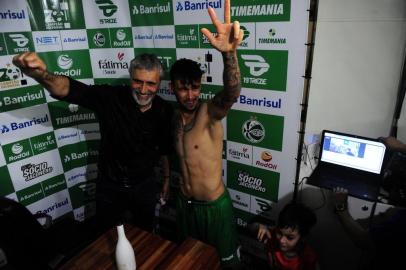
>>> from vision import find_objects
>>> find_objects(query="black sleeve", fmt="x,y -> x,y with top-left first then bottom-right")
54,77 -> 114,112
158,100 -> 175,156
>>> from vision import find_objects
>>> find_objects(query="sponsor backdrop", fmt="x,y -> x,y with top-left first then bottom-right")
0,0 -> 309,226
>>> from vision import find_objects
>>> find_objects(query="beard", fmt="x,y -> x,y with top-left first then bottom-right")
132,88 -> 156,106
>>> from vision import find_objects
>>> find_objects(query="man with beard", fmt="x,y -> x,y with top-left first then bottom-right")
12,52 -> 172,232
170,0 -> 243,267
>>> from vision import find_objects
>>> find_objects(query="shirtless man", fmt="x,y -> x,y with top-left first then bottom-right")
170,0 -> 243,267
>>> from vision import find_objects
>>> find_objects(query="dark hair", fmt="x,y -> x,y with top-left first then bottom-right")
129,53 -> 163,78
169,58 -> 204,85
277,202 -> 317,237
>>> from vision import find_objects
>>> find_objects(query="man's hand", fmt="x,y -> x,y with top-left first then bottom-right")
257,224 -> 271,244
333,187 -> 348,212
12,52 -> 47,80
160,179 -> 170,204
201,0 -> 243,52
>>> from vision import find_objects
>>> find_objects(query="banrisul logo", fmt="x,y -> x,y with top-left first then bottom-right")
130,0 -> 173,26
3,140 -> 32,164
238,50 -> 287,91
259,28 -> 286,45
0,86 -> 45,112
1,115 -> 49,135
98,52 -> 129,75
5,32 -> 34,54
96,0 -> 118,24
21,162 -> 53,182
175,25 -> 199,48
0,63 -> 27,90
59,141 -> 99,171
242,117 -> 265,143
111,28 -> 133,48
231,0 -> 290,22
228,161 -> 280,200
0,9 -> 26,19
40,50 -> 92,79
176,0 -> 222,11
227,110 -> 284,150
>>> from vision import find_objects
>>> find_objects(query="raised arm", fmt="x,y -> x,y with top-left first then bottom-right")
201,0 -> 243,120
12,52 -> 70,98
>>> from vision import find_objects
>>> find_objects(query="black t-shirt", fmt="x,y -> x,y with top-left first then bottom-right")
58,77 -> 173,186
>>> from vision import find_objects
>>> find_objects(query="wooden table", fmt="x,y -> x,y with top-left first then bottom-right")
59,224 -> 221,270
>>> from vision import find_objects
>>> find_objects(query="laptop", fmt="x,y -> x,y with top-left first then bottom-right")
307,130 -> 386,201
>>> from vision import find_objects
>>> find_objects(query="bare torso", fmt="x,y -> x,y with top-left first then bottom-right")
175,102 -> 225,201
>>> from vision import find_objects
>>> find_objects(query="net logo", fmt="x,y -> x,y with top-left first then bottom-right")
259,28 -> 286,44
21,162 -> 53,181
176,0 -> 222,11
1,115 -> 49,134
132,2 -> 171,15
0,9 -> 26,20
231,3 -> 284,17
35,36 -> 59,46
98,52 -> 129,75
93,32 -> 106,47
242,118 -> 265,143
9,34 -> 29,47
237,170 -> 266,192
256,151 -> 278,170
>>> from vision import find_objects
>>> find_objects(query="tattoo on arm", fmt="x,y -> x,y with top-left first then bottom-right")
211,52 -> 241,117
172,111 -> 183,145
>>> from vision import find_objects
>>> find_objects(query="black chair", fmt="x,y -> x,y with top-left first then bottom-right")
0,197 -> 64,269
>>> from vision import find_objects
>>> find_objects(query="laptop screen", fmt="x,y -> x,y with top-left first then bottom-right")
320,131 -> 386,174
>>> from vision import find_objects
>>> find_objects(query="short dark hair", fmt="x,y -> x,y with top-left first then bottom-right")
170,58 -> 204,85
277,202 -> 317,237
129,53 -> 163,78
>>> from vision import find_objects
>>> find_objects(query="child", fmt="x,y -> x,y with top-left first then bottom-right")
257,202 -> 319,270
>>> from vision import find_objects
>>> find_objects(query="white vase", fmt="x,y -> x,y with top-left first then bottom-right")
115,224 -> 136,270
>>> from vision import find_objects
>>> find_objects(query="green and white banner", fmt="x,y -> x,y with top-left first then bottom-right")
0,0 -> 309,226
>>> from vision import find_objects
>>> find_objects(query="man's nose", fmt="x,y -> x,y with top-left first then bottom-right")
187,90 -> 194,99
139,83 -> 148,93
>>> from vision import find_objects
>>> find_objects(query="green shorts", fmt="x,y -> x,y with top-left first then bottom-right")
176,189 -> 240,267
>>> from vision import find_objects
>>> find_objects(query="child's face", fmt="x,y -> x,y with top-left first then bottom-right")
275,227 -> 301,253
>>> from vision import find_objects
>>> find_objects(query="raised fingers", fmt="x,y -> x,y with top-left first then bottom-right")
224,0 -> 231,24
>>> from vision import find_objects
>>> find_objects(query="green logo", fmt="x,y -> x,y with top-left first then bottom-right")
59,141 -> 99,172
48,101 -> 97,129
0,86 -> 45,113
17,183 -> 44,206
111,28 -> 133,48
237,50 -> 288,91
227,110 -> 284,151
30,132 -> 57,155
228,161 -> 279,200
39,50 -> 93,79
87,28 -> 110,48
4,32 -> 34,54
27,0 -> 86,31
130,0 -> 173,26
3,139 -> 32,164
175,25 -> 200,48
43,175 -> 67,196
231,0 -> 290,22
0,35 -> 7,56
